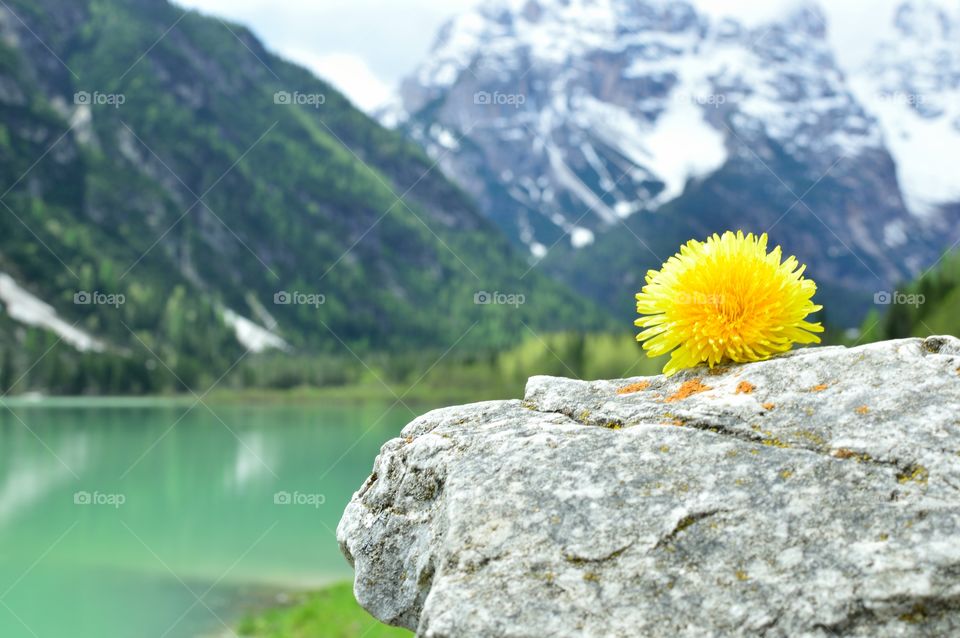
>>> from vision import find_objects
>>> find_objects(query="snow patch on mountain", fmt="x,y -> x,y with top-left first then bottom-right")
0,273 -> 105,352
573,94 -> 727,207
222,309 -> 287,353
863,89 -> 960,216
845,0 -> 960,216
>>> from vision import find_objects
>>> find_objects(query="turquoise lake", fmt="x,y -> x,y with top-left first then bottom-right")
0,398 -> 418,637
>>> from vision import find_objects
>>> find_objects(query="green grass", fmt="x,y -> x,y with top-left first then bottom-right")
237,582 -> 410,638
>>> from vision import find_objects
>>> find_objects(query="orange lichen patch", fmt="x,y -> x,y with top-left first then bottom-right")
810,383 -> 829,392
855,405 -> 870,415
665,378 -> 712,403
762,402 -> 776,410
735,381 -> 755,395
831,448 -> 872,462
617,381 -> 651,395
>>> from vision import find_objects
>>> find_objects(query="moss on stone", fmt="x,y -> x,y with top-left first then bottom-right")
897,465 -> 929,485
899,603 -> 928,624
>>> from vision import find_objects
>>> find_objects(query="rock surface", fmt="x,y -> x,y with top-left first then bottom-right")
338,337 -> 960,637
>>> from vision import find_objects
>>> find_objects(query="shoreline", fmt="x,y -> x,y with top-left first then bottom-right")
0,383 -> 520,408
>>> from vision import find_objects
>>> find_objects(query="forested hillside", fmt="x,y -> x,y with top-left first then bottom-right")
0,0 -> 610,393
860,250 -> 960,342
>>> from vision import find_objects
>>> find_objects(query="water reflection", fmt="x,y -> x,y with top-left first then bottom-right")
0,424 -> 88,527
227,430 -> 277,491
0,399 -> 414,638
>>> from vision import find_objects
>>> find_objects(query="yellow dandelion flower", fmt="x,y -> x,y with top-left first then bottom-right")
635,230 -> 823,376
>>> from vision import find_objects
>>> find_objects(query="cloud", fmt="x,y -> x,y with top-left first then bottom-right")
283,50 -> 393,112
821,0 -> 902,69
692,0 -> 810,27
176,0 -> 476,113
691,0 -> 904,70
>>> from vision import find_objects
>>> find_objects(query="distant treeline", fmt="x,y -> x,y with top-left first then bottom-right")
2,251 -> 956,397
857,251 -> 960,343
0,329 -> 663,398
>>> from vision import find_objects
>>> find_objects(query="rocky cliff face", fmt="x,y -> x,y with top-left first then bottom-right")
392,0 -> 960,325
339,336 -> 960,637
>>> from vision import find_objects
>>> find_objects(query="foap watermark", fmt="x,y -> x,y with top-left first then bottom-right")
274,91 -> 326,108
74,290 -> 125,307
74,91 -> 126,108
876,91 -> 926,108
474,91 -> 526,108
675,291 -> 725,305
274,291 -> 325,307
874,290 -> 925,308
74,491 -> 126,508
474,290 -> 526,307
673,92 -> 729,108
273,491 -> 326,508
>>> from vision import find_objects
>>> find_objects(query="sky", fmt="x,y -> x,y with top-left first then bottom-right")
174,0 -> 906,114
174,0 -> 476,112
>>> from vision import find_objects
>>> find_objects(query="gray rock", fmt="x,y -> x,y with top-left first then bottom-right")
338,337 -> 960,637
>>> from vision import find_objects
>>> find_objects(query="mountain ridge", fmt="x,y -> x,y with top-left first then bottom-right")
391,0 -> 960,325
0,0 -> 611,393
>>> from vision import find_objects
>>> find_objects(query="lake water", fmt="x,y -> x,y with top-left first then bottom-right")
0,398 -> 419,637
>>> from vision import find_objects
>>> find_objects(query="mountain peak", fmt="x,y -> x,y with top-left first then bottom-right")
894,0 -> 959,38
393,0 -> 960,325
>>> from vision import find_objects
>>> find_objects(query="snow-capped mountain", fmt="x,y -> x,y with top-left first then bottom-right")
391,0 -> 960,324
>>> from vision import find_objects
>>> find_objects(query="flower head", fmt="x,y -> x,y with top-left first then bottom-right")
635,231 -> 823,376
